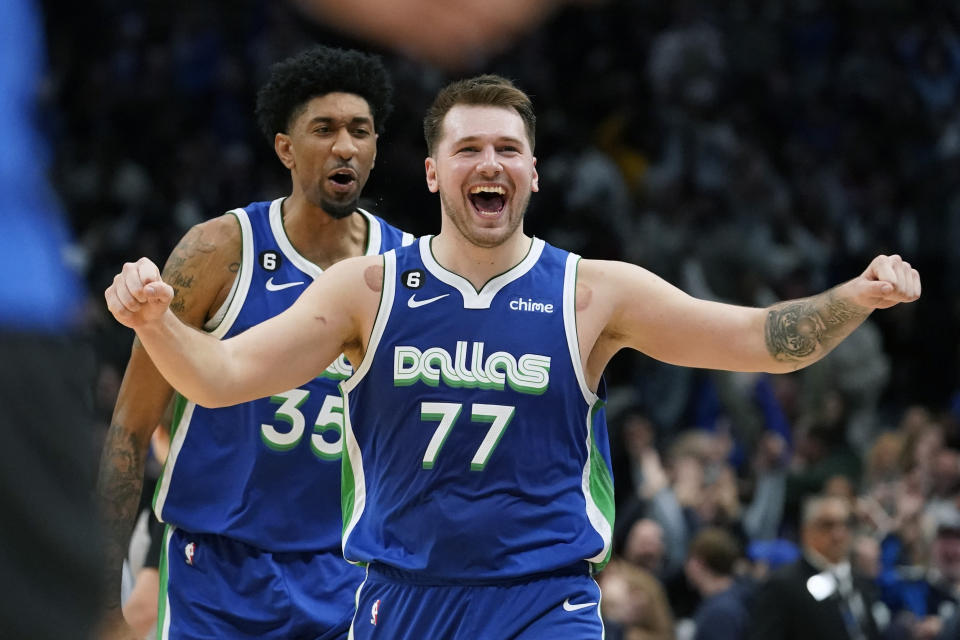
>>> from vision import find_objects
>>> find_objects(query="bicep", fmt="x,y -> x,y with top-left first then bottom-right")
602,261 -> 771,372
161,215 -> 241,327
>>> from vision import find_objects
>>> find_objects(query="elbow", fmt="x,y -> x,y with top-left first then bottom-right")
179,386 -> 238,409
192,394 -> 235,409
763,358 -> 809,375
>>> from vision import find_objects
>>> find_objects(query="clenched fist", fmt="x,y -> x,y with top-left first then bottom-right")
104,257 -> 175,329
849,254 -> 921,309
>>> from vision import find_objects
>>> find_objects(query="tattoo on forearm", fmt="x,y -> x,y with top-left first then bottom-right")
764,289 -> 869,363
96,424 -> 146,609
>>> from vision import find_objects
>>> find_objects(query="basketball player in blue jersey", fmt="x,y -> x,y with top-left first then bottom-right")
105,75 -> 921,639
97,46 -> 412,640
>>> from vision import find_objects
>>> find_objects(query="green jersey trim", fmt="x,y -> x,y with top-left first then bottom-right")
585,399 -> 615,569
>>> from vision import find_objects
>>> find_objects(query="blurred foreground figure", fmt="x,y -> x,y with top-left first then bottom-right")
0,0 -> 101,638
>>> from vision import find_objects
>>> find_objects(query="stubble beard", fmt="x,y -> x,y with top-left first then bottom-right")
319,195 -> 359,220
439,191 -> 530,249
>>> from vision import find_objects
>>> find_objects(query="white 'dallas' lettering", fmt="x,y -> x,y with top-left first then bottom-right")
393,341 -> 550,395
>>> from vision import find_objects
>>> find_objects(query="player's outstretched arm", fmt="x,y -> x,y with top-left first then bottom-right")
105,254 -> 377,408
583,254 -> 920,376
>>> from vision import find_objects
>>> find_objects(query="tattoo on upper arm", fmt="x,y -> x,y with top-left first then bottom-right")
765,290 -> 869,363
163,226 -> 218,314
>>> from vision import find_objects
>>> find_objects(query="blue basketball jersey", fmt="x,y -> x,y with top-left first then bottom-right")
154,198 -> 414,552
341,236 -> 615,581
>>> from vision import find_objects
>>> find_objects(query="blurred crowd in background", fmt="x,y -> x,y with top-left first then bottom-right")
38,0 -> 960,638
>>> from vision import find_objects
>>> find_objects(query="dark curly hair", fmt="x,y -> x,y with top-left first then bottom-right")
255,45 -> 393,144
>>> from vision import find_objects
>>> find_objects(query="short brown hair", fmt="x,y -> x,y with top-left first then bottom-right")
689,527 -> 741,577
423,74 -> 536,155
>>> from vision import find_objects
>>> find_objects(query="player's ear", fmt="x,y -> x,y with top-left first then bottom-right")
531,156 -> 539,193
275,133 -> 294,169
425,156 -> 439,193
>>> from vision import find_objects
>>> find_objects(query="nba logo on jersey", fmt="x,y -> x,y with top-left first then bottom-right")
184,541 -> 197,566
370,599 -> 380,626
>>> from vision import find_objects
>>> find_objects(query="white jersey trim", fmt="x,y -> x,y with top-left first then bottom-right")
418,235 -> 545,309
159,525 -> 174,640
153,398 -> 197,523
203,207 -> 255,338
269,200 -> 391,277
154,208 -> 254,519
358,208 -> 382,255
563,253 -> 599,405
347,566 -> 370,640
340,250 -> 397,556
565,253 -> 611,564
270,198 -> 323,278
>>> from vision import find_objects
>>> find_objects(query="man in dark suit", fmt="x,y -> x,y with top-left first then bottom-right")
748,494 -> 884,640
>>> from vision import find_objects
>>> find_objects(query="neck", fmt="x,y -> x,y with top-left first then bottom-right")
281,193 -> 369,269
430,228 -> 532,290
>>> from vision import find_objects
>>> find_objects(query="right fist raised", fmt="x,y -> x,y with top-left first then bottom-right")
104,257 -> 175,329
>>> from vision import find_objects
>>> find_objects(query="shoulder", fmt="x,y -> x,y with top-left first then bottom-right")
169,213 -> 242,259
574,258 -> 658,312
321,253 -> 386,293
361,209 -> 415,249
576,258 -> 659,285
162,213 -> 243,324
163,213 -> 242,281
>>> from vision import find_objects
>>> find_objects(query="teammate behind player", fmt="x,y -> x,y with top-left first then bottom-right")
96,45 -> 412,640
105,75 -> 920,639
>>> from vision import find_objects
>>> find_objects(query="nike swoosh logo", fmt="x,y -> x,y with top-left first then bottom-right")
407,293 -> 450,308
562,598 -> 597,612
265,277 -> 305,292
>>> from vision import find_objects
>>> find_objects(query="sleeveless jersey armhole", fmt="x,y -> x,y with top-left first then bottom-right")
341,251 -> 396,394
563,253 -> 599,405
203,209 -> 254,337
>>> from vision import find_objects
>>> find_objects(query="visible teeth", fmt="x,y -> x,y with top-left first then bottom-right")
469,185 -> 505,195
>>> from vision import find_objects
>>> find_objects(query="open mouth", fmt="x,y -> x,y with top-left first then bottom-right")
468,185 -> 506,216
328,169 -> 357,191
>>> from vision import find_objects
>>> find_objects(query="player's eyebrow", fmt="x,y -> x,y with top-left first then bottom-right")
307,116 -> 374,127
453,135 -> 525,147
